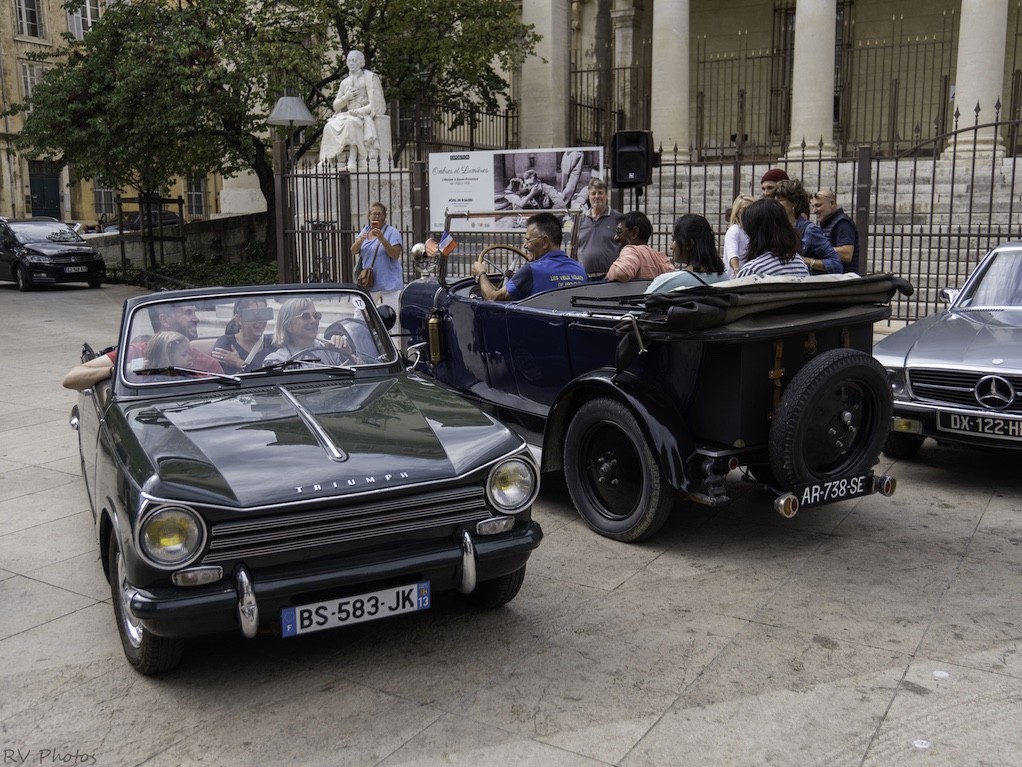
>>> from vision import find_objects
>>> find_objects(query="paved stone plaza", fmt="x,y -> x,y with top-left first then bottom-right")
1,283 -> 1020,766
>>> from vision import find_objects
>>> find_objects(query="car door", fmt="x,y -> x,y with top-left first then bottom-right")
0,223 -> 15,280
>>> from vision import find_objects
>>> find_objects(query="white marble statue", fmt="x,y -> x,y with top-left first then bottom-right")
319,50 -> 387,171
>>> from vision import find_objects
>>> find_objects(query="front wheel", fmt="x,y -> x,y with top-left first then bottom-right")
108,536 -> 184,675
768,349 -> 892,488
14,265 -> 33,291
462,565 -> 527,608
564,397 -> 674,542
88,279 -> 102,289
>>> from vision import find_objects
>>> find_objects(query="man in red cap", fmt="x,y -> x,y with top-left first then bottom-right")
760,168 -> 789,197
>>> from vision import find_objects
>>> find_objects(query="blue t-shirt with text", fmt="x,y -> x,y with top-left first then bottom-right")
506,250 -> 587,299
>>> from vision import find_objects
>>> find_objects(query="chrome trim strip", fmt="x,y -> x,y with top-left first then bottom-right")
235,566 -> 259,638
135,444 -> 534,517
277,385 -> 347,462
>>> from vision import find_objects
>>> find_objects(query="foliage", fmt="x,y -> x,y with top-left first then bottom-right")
11,0 -> 535,258
305,0 -> 538,152
147,255 -> 279,288
15,0 -> 323,197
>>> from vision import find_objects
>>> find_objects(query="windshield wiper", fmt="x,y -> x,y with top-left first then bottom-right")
252,347 -> 359,376
132,366 -> 242,385
252,358 -> 358,376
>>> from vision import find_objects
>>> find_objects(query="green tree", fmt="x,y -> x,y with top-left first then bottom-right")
13,0 -> 535,263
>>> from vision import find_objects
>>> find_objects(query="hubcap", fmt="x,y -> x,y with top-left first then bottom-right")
581,423 -> 642,521
806,383 -> 871,473
116,551 -> 145,649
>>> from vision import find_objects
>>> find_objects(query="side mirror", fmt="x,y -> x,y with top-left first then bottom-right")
939,287 -> 960,305
405,342 -> 426,369
376,304 -> 397,330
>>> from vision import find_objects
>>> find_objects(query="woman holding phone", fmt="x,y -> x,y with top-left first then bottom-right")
350,202 -> 403,338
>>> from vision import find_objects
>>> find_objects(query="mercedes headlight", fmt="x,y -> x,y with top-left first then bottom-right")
486,458 -> 538,513
139,505 -> 204,567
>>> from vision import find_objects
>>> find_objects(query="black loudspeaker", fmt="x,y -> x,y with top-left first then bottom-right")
612,130 -> 654,188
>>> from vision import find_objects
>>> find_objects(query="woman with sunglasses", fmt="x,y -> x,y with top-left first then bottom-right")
212,297 -> 274,373
261,297 -> 356,367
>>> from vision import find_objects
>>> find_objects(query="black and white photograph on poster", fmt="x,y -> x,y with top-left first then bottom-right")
428,147 -> 603,232
493,148 -> 602,228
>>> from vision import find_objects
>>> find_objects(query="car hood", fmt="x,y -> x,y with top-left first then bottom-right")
874,309 -> 1022,370
19,239 -> 97,257
122,376 -> 522,506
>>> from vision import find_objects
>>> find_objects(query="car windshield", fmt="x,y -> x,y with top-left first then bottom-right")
9,220 -> 85,244
956,248 -> 1022,309
120,289 -> 395,385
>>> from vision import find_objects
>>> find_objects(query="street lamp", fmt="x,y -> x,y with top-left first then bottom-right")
267,94 -> 315,283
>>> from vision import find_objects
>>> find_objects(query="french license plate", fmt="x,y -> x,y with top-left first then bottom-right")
281,581 -> 430,637
793,472 -> 873,508
937,411 -> 1022,441
65,266 -> 88,273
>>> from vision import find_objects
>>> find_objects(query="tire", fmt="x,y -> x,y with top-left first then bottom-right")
883,432 -> 925,459
88,279 -> 102,289
108,536 -> 184,675
463,565 -> 527,608
768,349 -> 892,489
564,397 -> 675,542
14,265 -> 33,291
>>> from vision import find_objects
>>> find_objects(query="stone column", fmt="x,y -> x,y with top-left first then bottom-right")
950,0 -> 1009,153
521,0 -> 572,147
611,2 -> 642,130
786,0 -> 838,158
650,0 -> 690,159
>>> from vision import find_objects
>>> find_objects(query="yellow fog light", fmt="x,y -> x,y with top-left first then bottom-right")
891,417 -> 922,434
139,506 -> 204,567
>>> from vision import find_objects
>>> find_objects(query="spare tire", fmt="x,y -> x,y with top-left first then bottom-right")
768,348 -> 892,489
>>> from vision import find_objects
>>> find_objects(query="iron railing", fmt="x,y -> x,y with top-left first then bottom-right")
280,106 -> 1022,324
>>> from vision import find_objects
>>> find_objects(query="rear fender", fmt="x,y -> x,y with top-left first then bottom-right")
543,369 -> 698,493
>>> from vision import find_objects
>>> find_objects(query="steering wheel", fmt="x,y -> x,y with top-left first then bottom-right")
477,244 -> 527,280
280,341 -> 355,367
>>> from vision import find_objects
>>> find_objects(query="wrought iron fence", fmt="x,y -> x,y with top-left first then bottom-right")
282,107 -> 1022,323
391,99 -> 519,165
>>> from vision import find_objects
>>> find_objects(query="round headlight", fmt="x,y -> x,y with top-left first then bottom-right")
487,458 -> 537,513
139,506 -> 204,567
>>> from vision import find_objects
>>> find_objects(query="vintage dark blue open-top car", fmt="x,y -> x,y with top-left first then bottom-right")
401,216 -> 909,542
69,285 -> 542,674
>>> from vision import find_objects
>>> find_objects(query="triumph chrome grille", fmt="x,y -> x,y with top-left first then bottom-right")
202,486 -> 489,564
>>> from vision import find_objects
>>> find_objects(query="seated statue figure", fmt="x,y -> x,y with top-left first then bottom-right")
319,50 -> 387,171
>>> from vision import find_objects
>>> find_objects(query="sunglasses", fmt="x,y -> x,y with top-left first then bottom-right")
296,311 -> 322,321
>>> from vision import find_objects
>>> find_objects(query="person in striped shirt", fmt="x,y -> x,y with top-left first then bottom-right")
735,198 -> 810,279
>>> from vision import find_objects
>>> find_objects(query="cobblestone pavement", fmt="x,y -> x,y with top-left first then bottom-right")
1,282 -> 1020,766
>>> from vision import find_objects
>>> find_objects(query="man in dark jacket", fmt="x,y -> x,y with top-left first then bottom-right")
813,188 -> 860,273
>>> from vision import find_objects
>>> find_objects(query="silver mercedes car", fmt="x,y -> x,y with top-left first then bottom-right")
873,242 -> 1022,457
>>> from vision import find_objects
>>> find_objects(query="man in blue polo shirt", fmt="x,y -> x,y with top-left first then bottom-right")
471,212 -> 587,300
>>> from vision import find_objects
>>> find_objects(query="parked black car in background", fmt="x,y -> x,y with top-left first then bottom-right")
0,217 -> 105,290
